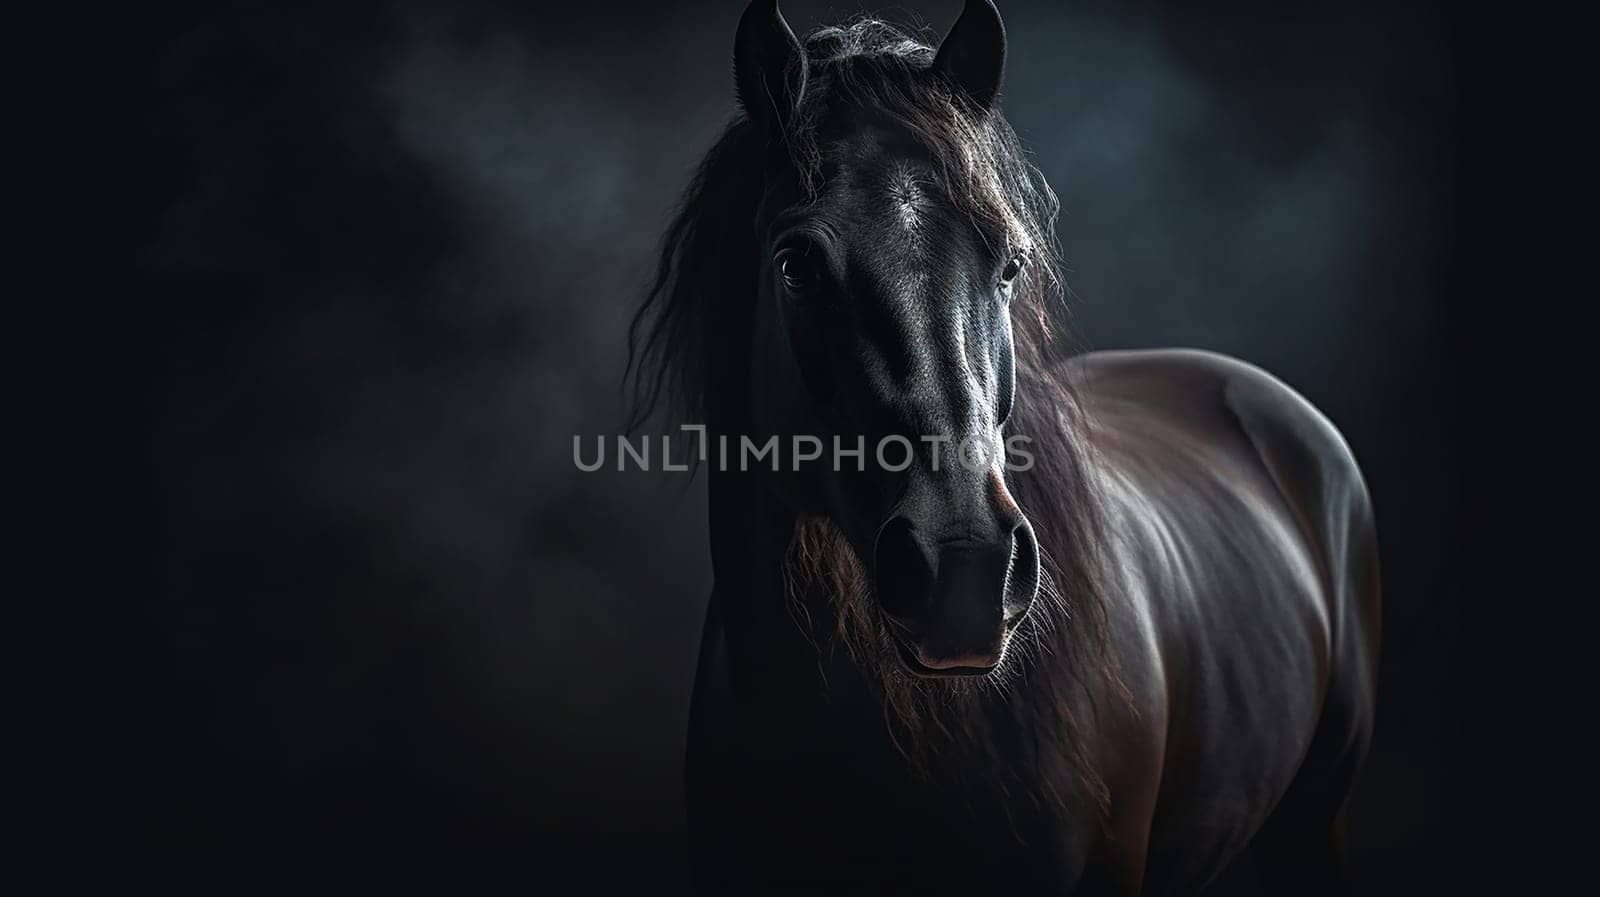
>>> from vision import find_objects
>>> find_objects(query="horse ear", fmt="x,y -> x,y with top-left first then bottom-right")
932,0 -> 1007,111
734,0 -> 808,130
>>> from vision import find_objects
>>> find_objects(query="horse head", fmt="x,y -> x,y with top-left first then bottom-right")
735,1 -> 1042,676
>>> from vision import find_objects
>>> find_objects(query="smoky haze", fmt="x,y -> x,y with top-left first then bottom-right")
117,0 -> 1459,885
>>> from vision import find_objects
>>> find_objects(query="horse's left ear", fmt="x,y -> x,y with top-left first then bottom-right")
933,0 -> 1007,111
734,0 -> 808,130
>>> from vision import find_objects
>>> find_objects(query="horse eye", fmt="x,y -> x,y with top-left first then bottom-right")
778,253 -> 814,292
1000,255 -> 1025,284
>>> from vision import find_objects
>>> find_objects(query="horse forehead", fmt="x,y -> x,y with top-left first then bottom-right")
841,165 -> 930,247
817,126 -> 929,215
820,150 -> 968,288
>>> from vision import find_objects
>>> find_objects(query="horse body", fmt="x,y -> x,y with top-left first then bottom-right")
1083,349 -> 1380,893
639,4 -> 1380,893
686,349 -> 1378,895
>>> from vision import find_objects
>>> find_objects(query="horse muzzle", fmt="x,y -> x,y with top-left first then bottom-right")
873,514 -> 1040,677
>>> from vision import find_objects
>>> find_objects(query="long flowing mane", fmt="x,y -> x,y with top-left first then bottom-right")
629,19 -> 1122,815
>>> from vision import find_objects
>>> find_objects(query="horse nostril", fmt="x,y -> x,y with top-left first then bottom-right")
873,516 -> 936,620
1003,517 -> 1041,627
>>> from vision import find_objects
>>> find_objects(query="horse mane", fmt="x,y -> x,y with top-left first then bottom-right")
629,18 -> 1122,819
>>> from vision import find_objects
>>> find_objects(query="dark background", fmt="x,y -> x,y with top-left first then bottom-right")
105,0 -> 1518,888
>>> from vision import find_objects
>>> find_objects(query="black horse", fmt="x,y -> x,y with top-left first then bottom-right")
630,2 -> 1380,893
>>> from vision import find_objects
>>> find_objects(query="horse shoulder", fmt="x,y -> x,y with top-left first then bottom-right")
1067,347 -> 1381,887
1190,348 -> 1380,706
1208,351 -> 1383,790
1075,347 -> 1377,651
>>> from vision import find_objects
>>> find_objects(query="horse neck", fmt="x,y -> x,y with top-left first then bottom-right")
703,447 -> 829,702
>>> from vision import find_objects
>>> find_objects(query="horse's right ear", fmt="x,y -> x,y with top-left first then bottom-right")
734,0 -> 807,130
